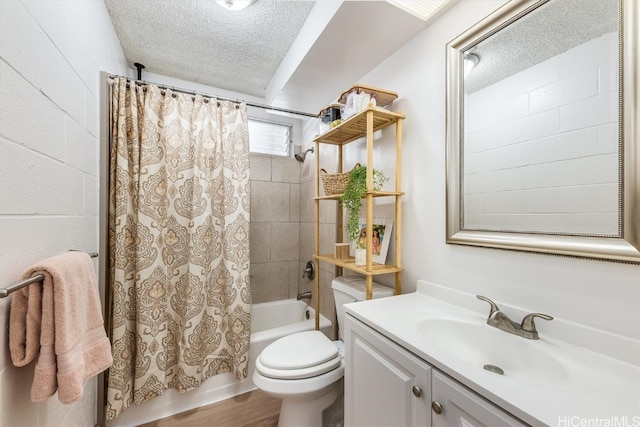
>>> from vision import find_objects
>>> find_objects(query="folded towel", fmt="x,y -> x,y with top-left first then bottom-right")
9,252 -> 113,403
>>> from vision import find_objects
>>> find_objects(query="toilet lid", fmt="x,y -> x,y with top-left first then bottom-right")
256,331 -> 341,379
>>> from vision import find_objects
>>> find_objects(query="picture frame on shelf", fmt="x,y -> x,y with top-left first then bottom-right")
350,218 -> 394,264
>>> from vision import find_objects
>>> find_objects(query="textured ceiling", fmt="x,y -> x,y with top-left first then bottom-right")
103,0 -> 445,114
104,0 -> 315,98
465,0 -> 618,93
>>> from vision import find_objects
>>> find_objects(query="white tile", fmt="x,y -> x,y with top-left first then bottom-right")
64,215 -> 98,254
84,175 -> 99,216
531,183 -> 619,215
66,116 -> 98,176
486,55 -> 561,98
0,61 -> 66,160
481,190 -> 533,214
0,1 -> 45,90
463,194 -> 482,215
36,45 -> 86,126
506,109 -> 560,146
560,92 -> 617,133
464,170 -> 504,194
80,0 -> 129,82
0,217 -> 67,281
63,16 -> 101,97
22,0 -> 108,96
0,0 -> 84,125
466,109 -> 560,154
559,33 -> 617,78
0,139 -> 41,215
597,123 -> 618,154
502,154 -> 618,192
529,68 -> 598,114
465,89 -> 527,134
84,88 -> 98,138
20,0 -> 69,55
598,60 -> 618,95
37,156 -> 84,215
469,127 -> 600,179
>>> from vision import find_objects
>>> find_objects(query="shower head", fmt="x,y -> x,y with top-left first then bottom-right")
295,147 -> 314,163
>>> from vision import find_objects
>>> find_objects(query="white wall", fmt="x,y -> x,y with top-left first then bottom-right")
464,32 -> 619,234
344,0 -> 640,348
0,1 -> 128,426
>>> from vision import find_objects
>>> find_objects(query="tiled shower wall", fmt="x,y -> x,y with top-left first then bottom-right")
249,136 -> 339,339
299,153 -> 339,338
249,154 -> 302,303
298,118 -> 340,338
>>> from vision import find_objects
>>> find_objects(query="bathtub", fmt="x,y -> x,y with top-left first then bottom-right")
107,299 -> 332,427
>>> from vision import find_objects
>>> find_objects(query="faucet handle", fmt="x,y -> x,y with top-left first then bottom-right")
521,313 -> 553,333
476,295 -> 500,316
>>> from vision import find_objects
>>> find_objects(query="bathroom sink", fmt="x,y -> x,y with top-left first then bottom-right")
418,318 -> 568,385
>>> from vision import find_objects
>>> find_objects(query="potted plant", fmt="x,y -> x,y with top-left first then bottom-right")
341,165 -> 388,263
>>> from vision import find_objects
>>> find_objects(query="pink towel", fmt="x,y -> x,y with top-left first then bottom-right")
9,251 -> 113,403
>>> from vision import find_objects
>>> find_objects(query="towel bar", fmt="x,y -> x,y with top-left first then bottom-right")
0,252 -> 98,298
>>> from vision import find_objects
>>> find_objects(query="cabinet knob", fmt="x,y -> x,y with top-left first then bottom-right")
411,385 -> 422,398
431,401 -> 443,415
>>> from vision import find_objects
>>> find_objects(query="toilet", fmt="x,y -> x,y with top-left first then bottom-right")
253,276 -> 394,427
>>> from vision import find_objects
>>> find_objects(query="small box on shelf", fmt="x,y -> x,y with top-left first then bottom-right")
335,243 -> 350,259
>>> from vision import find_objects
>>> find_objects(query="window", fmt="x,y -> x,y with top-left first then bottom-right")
248,119 -> 292,157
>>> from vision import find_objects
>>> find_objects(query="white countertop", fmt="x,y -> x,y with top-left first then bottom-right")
344,281 -> 640,426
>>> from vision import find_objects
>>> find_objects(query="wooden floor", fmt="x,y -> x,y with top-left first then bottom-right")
139,389 -> 281,427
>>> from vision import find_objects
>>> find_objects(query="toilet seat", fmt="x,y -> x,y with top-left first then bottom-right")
256,330 -> 341,380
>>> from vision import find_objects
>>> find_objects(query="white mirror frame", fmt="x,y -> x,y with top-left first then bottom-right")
446,0 -> 639,263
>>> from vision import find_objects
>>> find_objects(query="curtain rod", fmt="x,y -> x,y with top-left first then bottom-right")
106,74 -> 317,118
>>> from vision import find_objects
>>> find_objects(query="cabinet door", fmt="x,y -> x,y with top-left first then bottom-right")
432,371 -> 528,427
345,315 -> 431,427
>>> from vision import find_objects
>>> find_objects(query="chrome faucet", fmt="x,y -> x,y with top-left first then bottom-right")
476,295 -> 553,340
297,291 -> 312,301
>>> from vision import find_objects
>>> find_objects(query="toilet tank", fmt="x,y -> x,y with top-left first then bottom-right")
332,276 -> 394,341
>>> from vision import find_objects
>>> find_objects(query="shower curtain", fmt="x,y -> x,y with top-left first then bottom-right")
106,77 -> 251,420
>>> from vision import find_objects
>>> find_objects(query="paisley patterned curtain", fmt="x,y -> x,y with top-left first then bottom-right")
106,77 -> 251,419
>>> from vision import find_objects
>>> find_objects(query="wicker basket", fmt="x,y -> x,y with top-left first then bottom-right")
320,163 -> 361,196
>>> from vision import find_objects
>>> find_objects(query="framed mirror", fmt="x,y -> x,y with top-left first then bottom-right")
446,0 -> 639,263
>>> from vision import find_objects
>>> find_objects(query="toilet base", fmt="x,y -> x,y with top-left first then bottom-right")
277,379 -> 342,427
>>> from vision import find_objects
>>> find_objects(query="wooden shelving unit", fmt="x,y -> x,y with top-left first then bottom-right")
312,102 -> 405,330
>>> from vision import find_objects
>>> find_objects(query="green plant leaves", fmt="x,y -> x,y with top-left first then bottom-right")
340,165 -> 389,243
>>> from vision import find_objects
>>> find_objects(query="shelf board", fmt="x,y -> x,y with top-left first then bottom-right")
315,191 -> 404,201
314,254 -> 403,275
314,107 -> 405,146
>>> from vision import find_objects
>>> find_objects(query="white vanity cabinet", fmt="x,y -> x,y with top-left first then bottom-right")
345,314 -> 528,427
345,314 -> 432,427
